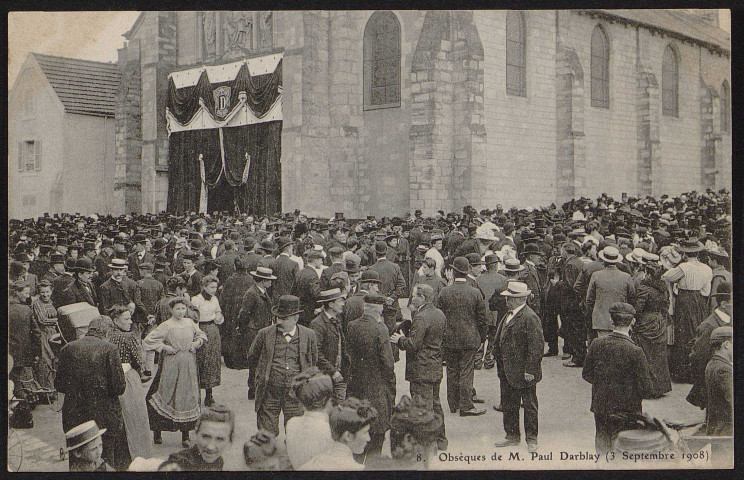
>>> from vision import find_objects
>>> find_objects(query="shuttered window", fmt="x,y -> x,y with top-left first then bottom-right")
364,11 -> 401,110
18,140 -> 41,172
506,11 -> 526,97
662,45 -> 679,117
721,80 -> 730,133
591,25 -> 610,109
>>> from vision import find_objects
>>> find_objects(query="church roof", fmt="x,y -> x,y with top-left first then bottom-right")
32,53 -> 121,117
586,10 -> 730,54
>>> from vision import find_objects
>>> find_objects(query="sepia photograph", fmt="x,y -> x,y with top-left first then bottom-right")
7,9 -> 733,472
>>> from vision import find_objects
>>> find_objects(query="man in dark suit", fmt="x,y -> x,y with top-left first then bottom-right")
493,281 -> 544,452
215,240 -> 240,284
127,234 -> 155,282
319,246 -> 345,290
55,317 -> 129,470
98,258 -> 151,339
310,288 -> 349,405
247,295 -> 318,436
58,257 -> 99,308
704,327 -> 733,436
238,266 -> 277,398
347,294 -> 396,462
369,241 -> 407,361
343,269 -> 382,332
272,237 -> 299,303
294,249 -> 323,327
436,257 -> 489,417
582,302 -> 654,455
180,252 -> 204,298
137,263 -> 164,338
52,258 -> 77,309
391,283 -> 448,450
93,239 -> 114,289
219,257 -> 255,369
560,242 -> 587,367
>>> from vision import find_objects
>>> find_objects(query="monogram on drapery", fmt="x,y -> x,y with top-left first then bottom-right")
166,53 -> 282,216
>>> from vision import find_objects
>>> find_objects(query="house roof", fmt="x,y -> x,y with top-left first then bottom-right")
32,53 -> 120,117
586,10 -> 730,54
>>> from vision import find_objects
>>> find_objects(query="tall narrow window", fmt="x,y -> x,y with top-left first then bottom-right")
506,11 -> 526,96
591,25 -> 610,108
721,80 -> 730,133
364,11 -> 401,110
662,45 -> 679,117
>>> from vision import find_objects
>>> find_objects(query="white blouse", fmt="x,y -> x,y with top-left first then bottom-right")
191,294 -> 224,324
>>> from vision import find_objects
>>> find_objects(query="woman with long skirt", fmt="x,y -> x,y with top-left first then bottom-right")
143,297 -> 207,448
31,281 -> 59,390
632,266 -> 672,398
108,305 -> 154,460
191,275 -> 224,407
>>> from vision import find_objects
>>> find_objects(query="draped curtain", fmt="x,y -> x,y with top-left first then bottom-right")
166,56 -> 282,216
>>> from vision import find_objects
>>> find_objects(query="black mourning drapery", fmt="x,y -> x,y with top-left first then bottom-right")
167,122 -> 282,216
167,61 -> 282,125
167,58 -> 282,216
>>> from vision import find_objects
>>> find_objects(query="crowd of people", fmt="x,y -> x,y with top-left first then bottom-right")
7,188 -> 733,470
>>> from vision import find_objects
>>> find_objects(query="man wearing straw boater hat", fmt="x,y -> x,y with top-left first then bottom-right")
586,246 -> 636,344
63,420 -> 114,471
238,265 -> 277,398
493,281 -> 544,453
247,295 -> 318,436
661,237 -> 713,383
98,257 -> 150,339
310,288 -> 350,405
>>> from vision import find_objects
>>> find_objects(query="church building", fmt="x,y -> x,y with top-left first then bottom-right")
111,10 -> 731,218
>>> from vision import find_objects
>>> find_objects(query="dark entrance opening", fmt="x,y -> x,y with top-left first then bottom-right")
207,178 -> 235,214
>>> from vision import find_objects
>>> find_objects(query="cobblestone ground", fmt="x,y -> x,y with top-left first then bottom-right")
11,305 -> 713,471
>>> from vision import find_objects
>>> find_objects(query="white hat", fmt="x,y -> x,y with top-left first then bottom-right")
500,281 -> 531,297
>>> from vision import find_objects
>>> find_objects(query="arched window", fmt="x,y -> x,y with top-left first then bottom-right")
506,11 -> 526,96
721,80 -> 730,133
591,25 -> 610,108
364,11 -> 401,110
662,45 -> 679,117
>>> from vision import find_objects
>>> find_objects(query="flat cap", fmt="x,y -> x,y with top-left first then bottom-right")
710,326 -> 733,342
363,294 -> 386,305
608,302 -> 636,317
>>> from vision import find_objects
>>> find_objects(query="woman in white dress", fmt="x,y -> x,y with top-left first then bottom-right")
191,275 -> 224,407
144,297 -> 207,447
298,397 -> 377,471
107,305 -> 153,460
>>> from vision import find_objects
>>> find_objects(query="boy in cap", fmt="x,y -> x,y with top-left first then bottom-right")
582,302 -> 654,455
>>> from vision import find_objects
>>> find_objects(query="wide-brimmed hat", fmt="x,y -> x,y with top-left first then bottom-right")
251,266 -> 277,281
598,246 -> 623,264
503,258 -> 525,272
63,420 -> 107,453
108,258 -> 128,269
74,257 -> 96,273
317,288 -> 345,303
275,237 -> 293,251
500,281 -> 531,297
706,245 -> 729,259
271,295 -> 303,318
678,237 -> 705,253
465,253 -> 484,266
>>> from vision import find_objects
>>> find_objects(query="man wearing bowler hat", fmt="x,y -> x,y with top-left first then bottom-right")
582,302 -> 653,456
437,257 -> 489,417
344,269 -> 382,332
58,257 -> 98,308
98,258 -> 151,339
493,281 -> 544,453
238,266 -> 277,397
271,237 -> 298,303
127,234 -> 155,281
247,295 -> 318,436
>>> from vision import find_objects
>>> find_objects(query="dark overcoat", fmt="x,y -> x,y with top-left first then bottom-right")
59,278 -> 98,308
294,266 -> 321,326
493,304 -> 544,389
235,285 -> 274,368
346,314 -> 396,437
436,280 -> 490,350
247,324 -> 318,412
582,332 -> 654,415
310,310 -> 349,378
686,307 -> 730,408
397,303 -> 445,383
272,254 -> 299,303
